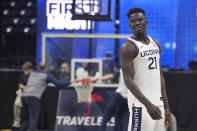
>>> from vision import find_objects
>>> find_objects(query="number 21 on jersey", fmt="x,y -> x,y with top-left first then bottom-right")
148,57 -> 157,69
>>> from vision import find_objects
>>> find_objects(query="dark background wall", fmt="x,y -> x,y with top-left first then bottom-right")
0,70 -> 22,129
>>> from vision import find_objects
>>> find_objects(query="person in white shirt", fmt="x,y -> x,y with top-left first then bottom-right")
76,63 -> 89,79
99,69 -> 129,131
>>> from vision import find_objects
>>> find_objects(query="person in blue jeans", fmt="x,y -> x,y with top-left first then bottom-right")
98,69 -> 129,131
19,63 -> 77,131
13,61 -> 32,128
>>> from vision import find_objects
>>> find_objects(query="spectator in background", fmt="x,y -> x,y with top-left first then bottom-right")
12,61 -> 33,128
59,62 -> 70,81
19,63 -> 77,131
76,63 -> 89,79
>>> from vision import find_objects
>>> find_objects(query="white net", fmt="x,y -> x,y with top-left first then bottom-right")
73,83 -> 94,103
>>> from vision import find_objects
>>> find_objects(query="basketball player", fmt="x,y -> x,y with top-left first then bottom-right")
119,8 -> 172,131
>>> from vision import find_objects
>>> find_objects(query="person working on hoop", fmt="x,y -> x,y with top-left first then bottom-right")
120,7 -> 172,131
19,63 -> 77,131
13,61 -> 33,128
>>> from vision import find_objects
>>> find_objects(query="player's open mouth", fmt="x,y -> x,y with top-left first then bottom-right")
135,27 -> 142,31
135,25 -> 142,30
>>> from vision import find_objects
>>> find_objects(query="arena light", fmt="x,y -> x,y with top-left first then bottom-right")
2,1 -> 37,34
24,27 -> 30,33
115,19 -> 120,25
3,9 -> 9,15
20,9 -> 26,15
27,1 -> 32,7
30,18 -> 36,25
10,1 -> 16,7
13,18 -> 20,24
6,27 -> 13,33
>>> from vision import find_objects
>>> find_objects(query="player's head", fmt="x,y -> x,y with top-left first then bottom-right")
22,61 -> 33,70
127,7 -> 148,35
38,62 -> 47,71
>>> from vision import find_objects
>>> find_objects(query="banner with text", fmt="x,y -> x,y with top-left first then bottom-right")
55,88 -> 128,131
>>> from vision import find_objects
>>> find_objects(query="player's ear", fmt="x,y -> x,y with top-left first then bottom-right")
145,20 -> 148,26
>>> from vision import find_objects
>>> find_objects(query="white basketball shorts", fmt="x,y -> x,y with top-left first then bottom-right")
128,104 -> 166,131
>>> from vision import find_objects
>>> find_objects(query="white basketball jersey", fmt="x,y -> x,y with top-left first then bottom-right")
127,36 -> 163,111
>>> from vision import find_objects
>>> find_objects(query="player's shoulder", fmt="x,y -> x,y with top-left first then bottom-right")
120,38 -> 138,58
150,37 -> 161,51
151,37 -> 160,45
121,38 -> 137,51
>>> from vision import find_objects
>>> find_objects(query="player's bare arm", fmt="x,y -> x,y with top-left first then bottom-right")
160,66 -> 172,127
120,41 -> 162,120
153,38 -> 172,126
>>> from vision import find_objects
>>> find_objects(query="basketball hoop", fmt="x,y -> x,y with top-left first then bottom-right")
73,78 -> 94,103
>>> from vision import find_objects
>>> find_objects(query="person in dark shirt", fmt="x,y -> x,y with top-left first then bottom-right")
59,62 -> 70,81
19,63 -> 77,131
12,61 -> 33,128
